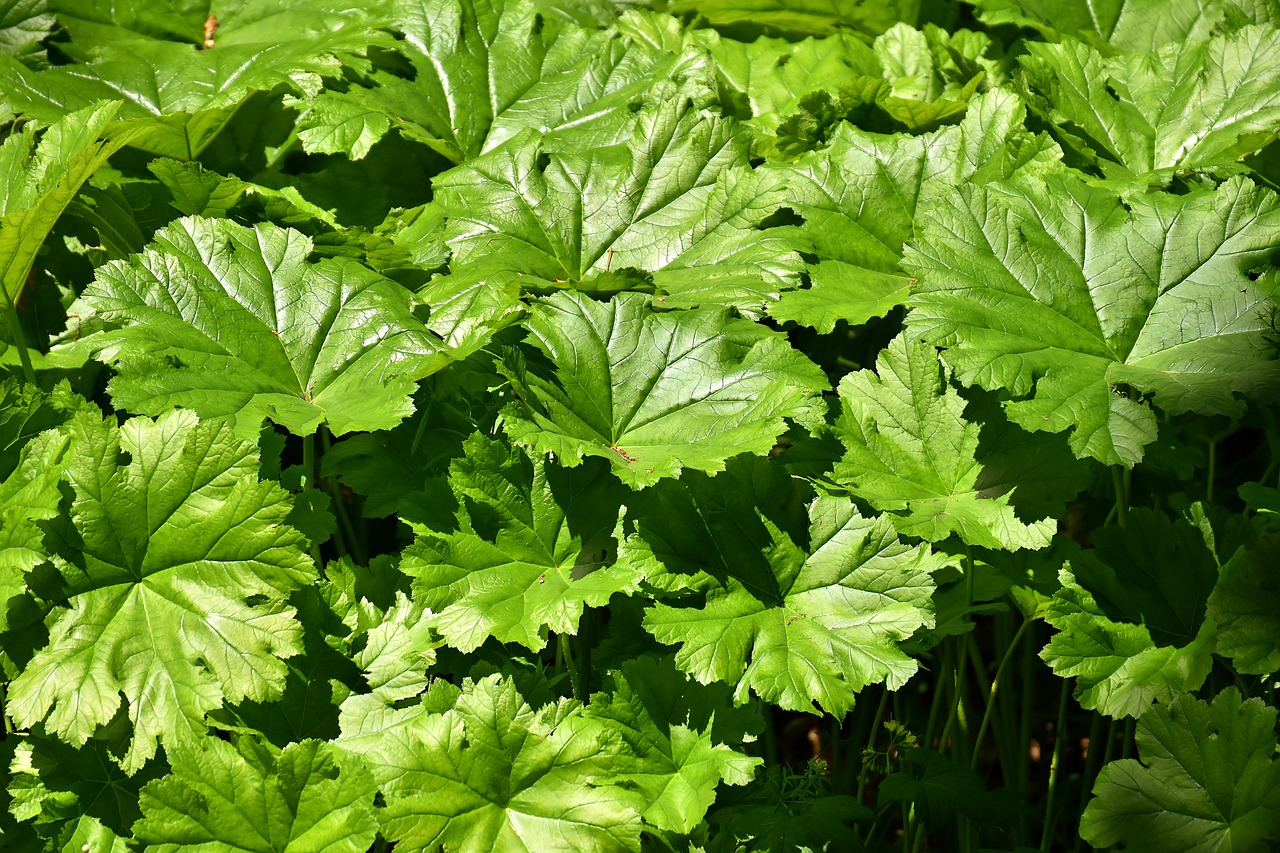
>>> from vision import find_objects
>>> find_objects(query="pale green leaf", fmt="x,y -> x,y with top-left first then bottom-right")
1041,566 -> 1215,719
434,101 -> 803,310
580,656 -> 761,834
765,89 -> 1061,331
905,173 -> 1280,466
402,434 -> 637,651
133,738 -> 378,853
1020,26 -> 1280,179
1081,688 -> 1280,851
664,0 -> 919,37
499,291 -> 828,488
966,0 -> 1259,51
295,2 -> 715,162
630,463 -> 948,715
7,410 -> 315,773
0,2 -> 391,159
71,216 -> 450,438
0,102 -> 136,314
346,674 -> 643,853
833,333 -> 1056,550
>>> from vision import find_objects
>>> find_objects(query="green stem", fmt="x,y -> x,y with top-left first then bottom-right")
4,297 -> 37,385
1073,711 -> 1106,853
1111,465 -> 1129,526
924,643 -> 951,750
579,608 -> 592,702
320,428 -> 366,565
1041,679 -> 1071,852
939,548 -> 977,760
971,616 -> 1032,772
856,688 -> 890,802
1206,434 -> 1217,504
559,633 -> 583,702
301,433 -> 323,568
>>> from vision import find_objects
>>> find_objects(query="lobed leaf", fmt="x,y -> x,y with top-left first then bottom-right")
499,291 -> 828,487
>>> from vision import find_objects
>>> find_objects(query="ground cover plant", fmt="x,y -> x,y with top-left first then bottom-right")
1,0 -> 1279,850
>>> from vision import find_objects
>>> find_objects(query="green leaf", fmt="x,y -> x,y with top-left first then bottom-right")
294,2 -> 713,163
7,723 -> 160,842
1206,530 -> 1280,675
434,102 -> 804,310
1020,26 -> 1280,180
402,434 -> 637,652
965,0 -> 1259,51
1041,565 -> 1214,719
764,89 -> 1060,332
344,674 -> 644,853
833,333 -> 1056,550
133,737 -> 378,853
0,102 -> 137,318
0,2 -> 391,159
7,410 -> 315,773
499,291 -> 828,488
71,216 -> 450,438
1080,687 -> 1280,851
581,655 -> 761,834
630,462 -> 948,715
664,0 -> 918,37
878,749 -> 1015,825
0,0 -> 54,68
905,173 -> 1280,466
0,427 -> 70,630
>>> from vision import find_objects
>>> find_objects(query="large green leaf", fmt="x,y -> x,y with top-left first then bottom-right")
628,461 -> 948,715
7,410 -> 315,773
433,101 -> 804,310
401,434 -> 637,651
904,173 -> 1280,466
664,0 -> 919,37
71,216 -> 450,438
0,0 -> 53,67
1206,530 -> 1280,675
1081,688 -> 1280,851
294,2 -> 715,163
1020,26 -> 1280,180
0,102 -> 136,320
965,0 -> 1266,51
132,737 -> 378,853
1041,564 -> 1215,719
832,333 -> 1056,550
343,674 -> 644,853
0,1 -> 391,158
499,291 -> 828,488
763,89 -> 1060,332
580,656 -> 761,834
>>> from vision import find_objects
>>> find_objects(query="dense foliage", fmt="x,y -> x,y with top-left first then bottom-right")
2,0 -> 1279,850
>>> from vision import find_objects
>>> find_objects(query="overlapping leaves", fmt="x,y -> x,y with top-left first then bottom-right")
401,434 -> 638,651
905,172 -> 1280,466
623,457 -> 949,715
